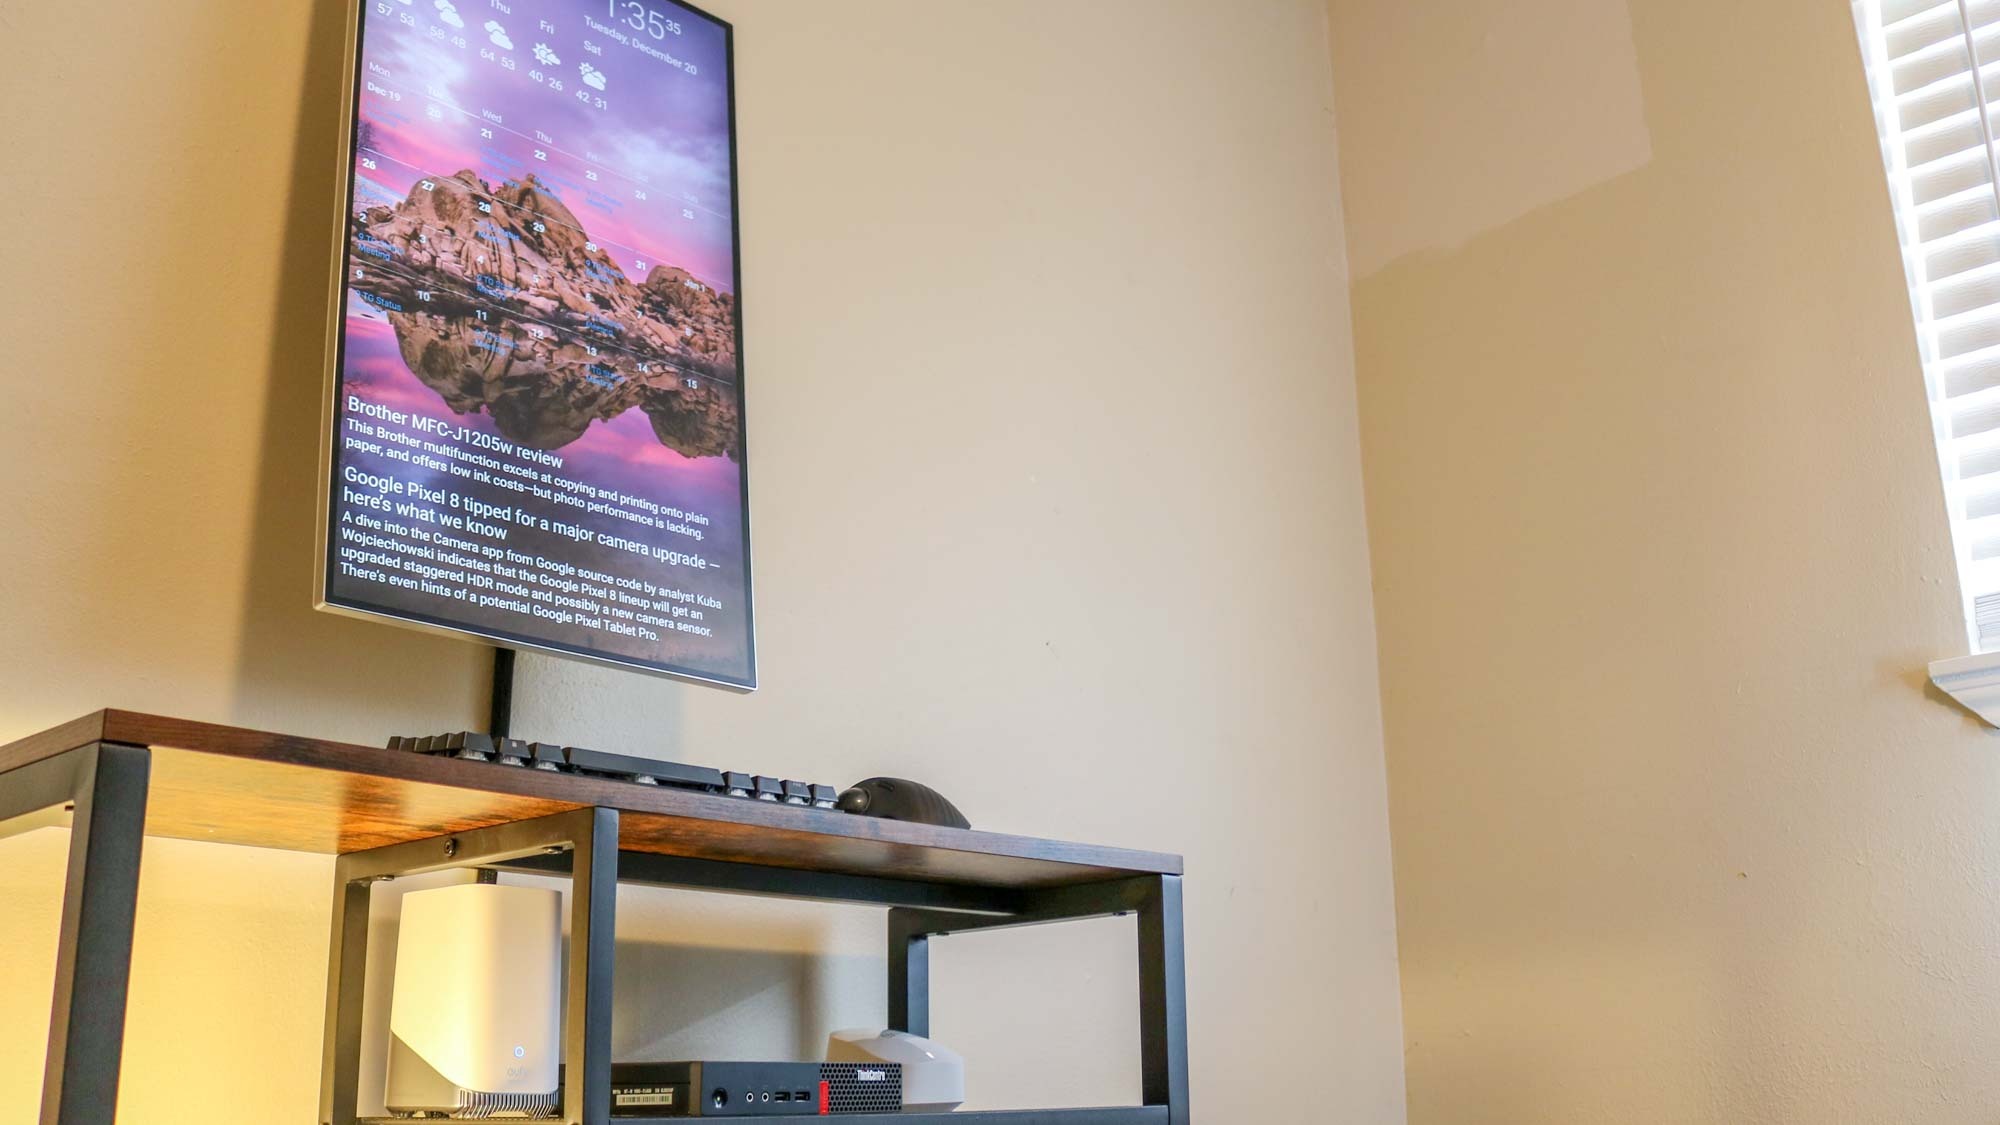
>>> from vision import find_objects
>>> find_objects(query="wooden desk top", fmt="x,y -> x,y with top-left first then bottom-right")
0,711 -> 1179,890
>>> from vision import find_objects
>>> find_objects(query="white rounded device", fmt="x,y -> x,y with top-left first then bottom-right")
388,882 -> 563,1117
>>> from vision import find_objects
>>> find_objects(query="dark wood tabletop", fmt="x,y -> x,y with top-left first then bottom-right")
0,710 -> 1181,890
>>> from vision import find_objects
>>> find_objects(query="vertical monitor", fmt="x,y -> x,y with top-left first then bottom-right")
319,0 -> 754,689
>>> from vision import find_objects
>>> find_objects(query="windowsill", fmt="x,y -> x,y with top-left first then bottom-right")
1930,652 -> 2000,726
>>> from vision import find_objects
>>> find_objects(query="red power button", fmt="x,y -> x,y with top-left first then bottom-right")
818,1080 -> 831,1115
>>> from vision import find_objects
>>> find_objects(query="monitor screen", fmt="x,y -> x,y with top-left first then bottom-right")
318,0 -> 754,689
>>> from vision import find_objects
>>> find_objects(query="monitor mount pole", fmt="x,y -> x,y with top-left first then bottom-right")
489,647 -> 516,738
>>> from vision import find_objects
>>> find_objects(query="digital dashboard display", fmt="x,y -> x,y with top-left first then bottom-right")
319,0 -> 754,688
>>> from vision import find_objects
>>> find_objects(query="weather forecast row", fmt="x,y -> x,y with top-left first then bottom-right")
374,0 -> 613,110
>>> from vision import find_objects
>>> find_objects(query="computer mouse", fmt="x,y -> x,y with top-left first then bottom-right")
834,777 -> 971,829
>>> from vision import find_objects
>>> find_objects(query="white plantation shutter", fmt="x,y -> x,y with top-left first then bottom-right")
1857,0 -> 2000,650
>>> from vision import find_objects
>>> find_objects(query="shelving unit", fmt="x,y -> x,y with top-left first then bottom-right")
0,711 -> 1189,1125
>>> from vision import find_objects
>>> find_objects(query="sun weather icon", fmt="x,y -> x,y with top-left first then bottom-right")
579,62 -> 607,91
533,42 -> 560,66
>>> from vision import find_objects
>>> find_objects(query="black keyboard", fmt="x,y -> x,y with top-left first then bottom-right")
388,732 -> 840,809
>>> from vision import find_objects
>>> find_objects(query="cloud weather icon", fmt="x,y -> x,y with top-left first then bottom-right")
484,20 -> 514,50
533,42 -> 560,66
579,62 -> 607,91
433,0 -> 464,29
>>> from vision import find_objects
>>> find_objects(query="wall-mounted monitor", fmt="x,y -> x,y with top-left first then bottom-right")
317,0 -> 754,689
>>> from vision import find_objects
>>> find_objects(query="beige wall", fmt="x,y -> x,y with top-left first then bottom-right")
0,0 -> 1406,1121
1328,0 -> 2000,1120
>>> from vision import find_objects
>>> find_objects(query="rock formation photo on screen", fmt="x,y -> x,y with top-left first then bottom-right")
348,170 -> 740,457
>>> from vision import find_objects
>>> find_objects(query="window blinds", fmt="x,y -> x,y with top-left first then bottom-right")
1856,0 -> 2000,649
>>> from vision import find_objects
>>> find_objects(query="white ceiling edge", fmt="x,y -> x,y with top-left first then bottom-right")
1930,652 -> 2000,726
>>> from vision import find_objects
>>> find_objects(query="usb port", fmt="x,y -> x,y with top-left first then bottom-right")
794,1090 -> 811,1102
774,1092 -> 791,1103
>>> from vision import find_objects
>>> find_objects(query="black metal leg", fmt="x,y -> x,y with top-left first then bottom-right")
0,742 -> 152,1125
886,909 -> 931,1038
567,807 -> 617,1125
316,807 -> 618,1125
317,876 -> 371,1125
1136,876 -> 1189,1124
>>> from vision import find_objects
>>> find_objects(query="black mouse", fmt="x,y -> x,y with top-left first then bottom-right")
835,777 -> 971,829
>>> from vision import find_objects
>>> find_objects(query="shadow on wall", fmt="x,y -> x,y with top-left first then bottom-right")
614,942 -> 881,1064
230,0 -> 488,733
